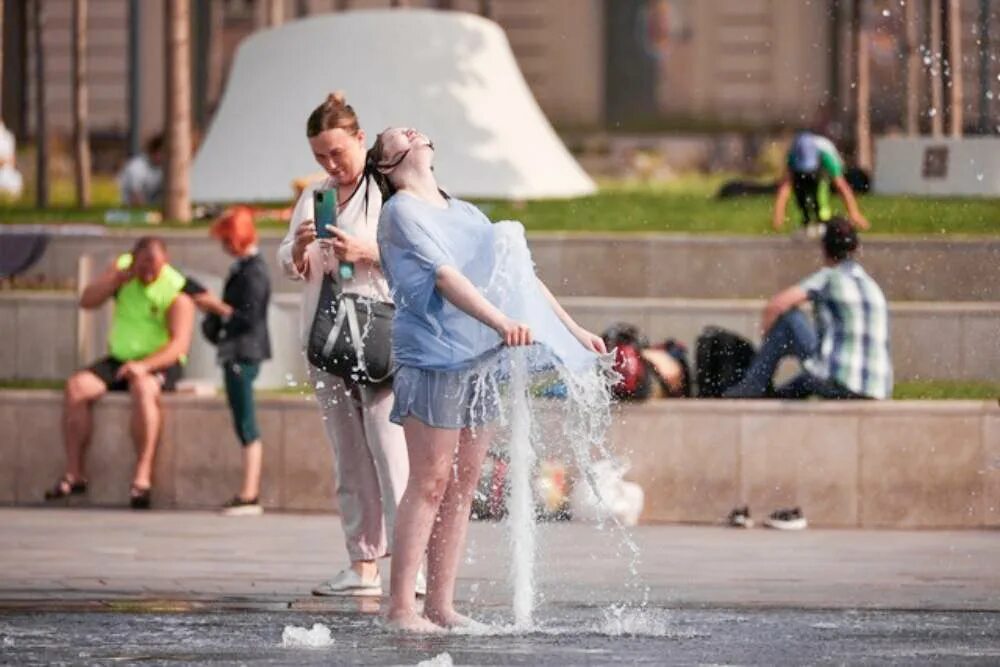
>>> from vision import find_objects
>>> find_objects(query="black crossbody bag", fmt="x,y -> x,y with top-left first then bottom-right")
307,273 -> 395,387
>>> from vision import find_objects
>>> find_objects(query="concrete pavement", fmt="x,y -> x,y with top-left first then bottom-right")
2,508 -> 998,612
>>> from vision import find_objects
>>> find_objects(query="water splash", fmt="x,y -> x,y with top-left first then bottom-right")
507,349 -> 536,630
416,653 -> 453,667
280,623 -> 333,648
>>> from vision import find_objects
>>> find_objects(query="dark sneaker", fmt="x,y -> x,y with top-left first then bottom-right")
221,496 -> 263,517
764,507 -> 808,530
129,486 -> 152,510
726,505 -> 754,528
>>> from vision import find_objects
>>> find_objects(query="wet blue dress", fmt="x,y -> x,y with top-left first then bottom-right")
377,192 -> 599,428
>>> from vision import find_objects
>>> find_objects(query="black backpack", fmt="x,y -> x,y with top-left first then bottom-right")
695,327 -> 757,398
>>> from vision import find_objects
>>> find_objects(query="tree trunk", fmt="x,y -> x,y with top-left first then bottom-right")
978,0 -> 992,133
946,0 -> 963,136
72,0 -> 91,207
928,0 -> 943,136
32,0 -> 48,207
852,0 -> 871,171
904,0 -> 920,135
164,0 -> 191,222
438,0 -> 454,8
480,0 -> 492,18
392,0 -> 411,7
336,0 -> 350,11
268,0 -> 283,27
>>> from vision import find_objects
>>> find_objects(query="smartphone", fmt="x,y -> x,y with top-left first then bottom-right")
313,188 -> 337,239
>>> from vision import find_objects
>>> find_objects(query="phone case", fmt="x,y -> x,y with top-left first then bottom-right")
313,188 -> 337,239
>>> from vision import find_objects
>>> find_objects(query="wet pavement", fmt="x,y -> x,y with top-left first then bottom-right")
2,605 -> 999,665
2,509 -> 999,664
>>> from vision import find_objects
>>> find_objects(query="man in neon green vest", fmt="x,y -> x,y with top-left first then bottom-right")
45,237 -> 196,509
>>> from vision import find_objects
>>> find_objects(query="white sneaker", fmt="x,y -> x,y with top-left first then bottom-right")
763,507 -> 808,530
312,568 -> 383,597
415,568 -> 427,597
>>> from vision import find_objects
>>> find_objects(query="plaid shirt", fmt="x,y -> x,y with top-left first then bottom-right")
799,260 -> 893,399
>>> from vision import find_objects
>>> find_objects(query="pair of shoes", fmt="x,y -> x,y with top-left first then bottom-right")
764,507 -> 808,530
44,476 -> 88,501
129,485 -> 152,510
312,568 -> 383,597
726,505 -> 754,528
221,496 -> 263,517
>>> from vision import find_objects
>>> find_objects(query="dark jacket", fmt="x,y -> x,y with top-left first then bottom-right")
202,253 -> 272,363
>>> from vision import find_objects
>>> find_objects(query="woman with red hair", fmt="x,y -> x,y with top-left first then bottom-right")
203,206 -> 272,515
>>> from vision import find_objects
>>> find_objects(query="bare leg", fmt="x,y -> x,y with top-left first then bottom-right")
129,374 -> 162,489
386,418 -> 459,633
423,426 -> 492,628
61,371 -> 107,481
239,440 -> 262,500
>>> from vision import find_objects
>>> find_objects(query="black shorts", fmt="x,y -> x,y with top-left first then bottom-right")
87,357 -> 182,392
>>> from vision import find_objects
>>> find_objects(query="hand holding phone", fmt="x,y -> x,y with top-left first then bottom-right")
313,188 -> 337,239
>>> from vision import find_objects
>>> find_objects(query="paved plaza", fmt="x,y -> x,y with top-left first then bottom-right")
1,509 -> 999,664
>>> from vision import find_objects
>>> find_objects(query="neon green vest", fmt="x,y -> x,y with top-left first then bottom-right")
108,254 -> 187,362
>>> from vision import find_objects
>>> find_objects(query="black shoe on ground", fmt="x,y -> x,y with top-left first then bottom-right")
129,486 -> 152,510
764,507 -> 807,530
44,476 -> 88,501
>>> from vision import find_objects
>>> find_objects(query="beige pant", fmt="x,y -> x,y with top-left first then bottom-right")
309,366 -> 409,562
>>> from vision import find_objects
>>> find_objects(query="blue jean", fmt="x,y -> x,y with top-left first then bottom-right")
723,309 -> 862,400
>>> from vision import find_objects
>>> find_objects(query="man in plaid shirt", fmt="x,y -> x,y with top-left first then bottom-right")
725,217 -> 892,400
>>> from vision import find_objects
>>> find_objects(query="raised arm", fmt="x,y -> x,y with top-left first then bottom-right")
277,188 -> 317,280
79,262 -> 130,309
435,265 -> 532,346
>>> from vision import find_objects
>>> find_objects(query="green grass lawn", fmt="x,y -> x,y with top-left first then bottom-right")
3,174 -> 997,236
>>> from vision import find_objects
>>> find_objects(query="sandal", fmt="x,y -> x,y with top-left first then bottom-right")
129,485 -> 152,510
44,476 -> 88,501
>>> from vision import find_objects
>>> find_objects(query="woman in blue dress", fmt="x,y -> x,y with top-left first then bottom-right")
370,128 -> 607,632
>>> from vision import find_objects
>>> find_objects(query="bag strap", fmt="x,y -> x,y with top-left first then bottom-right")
321,301 -> 349,358
344,298 -> 369,376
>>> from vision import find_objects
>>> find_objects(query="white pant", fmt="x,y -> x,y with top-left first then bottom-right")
309,366 -> 409,562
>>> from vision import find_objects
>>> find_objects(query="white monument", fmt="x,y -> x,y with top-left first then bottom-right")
191,9 -> 596,202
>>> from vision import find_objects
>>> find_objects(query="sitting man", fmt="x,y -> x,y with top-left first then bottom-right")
45,237 -> 196,508
773,130 -> 870,234
724,218 -> 892,400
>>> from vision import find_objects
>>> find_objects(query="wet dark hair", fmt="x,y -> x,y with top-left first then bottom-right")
306,91 -> 360,138
366,130 -> 448,202
822,217 -> 859,262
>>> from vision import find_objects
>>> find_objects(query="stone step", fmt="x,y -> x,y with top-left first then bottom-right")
2,390 -> 997,529
7,228 -> 1000,301
1,292 -> 996,386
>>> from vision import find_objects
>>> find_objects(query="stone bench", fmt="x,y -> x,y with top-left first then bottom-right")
9,228 -> 1000,301
3,291 -> 997,386
1,390 -> 997,529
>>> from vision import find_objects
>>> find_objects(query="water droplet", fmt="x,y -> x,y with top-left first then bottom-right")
882,8 -> 890,16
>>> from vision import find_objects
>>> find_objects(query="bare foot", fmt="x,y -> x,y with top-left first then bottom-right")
384,611 -> 445,634
424,608 -> 486,631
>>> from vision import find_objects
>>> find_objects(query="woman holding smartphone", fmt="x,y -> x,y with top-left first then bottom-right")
370,128 -> 607,632
277,93 -> 413,597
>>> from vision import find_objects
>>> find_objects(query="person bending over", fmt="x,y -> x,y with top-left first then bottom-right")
725,218 -> 892,400
773,131 -> 869,233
